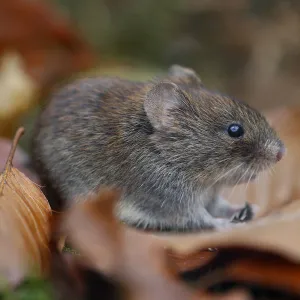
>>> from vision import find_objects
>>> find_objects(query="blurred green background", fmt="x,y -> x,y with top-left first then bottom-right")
50,0 -> 300,109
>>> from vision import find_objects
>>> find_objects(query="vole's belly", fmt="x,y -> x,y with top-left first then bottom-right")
114,190 -> 215,229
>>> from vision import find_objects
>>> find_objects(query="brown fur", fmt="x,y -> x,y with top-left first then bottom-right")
32,65 -> 284,232
223,107 -> 300,215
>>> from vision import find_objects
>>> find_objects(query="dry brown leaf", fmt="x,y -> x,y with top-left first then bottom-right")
0,128 -> 52,283
0,52 -> 39,138
62,189 -> 199,300
0,52 -> 38,116
222,250 -> 300,295
0,218 -> 28,287
0,0 -> 95,87
168,250 -> 216,273
179,247 -> 300,298
0,0 -> 95,137
58,190 -> 260,299
197,290 -> 251,300
153,210 -> 300,265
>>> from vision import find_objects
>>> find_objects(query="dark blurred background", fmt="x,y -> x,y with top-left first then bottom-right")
51,0 -> 300,110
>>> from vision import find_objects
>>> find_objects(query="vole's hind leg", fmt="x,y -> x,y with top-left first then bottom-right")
206,196 -> 255,221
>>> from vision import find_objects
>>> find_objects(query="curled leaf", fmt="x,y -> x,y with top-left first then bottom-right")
0,128 -> 51,284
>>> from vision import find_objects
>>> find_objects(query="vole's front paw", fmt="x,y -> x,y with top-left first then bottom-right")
231,202 -> 253,223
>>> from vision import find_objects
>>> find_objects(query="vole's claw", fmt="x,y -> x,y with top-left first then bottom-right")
231,202 -> 253,223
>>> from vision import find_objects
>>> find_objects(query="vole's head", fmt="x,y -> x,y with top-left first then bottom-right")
143,65 -> 285,187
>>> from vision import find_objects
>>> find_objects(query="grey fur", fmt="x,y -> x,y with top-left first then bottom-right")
32,65 -> 284,232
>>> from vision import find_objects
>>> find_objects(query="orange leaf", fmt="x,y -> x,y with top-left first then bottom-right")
0,127 -> 51,284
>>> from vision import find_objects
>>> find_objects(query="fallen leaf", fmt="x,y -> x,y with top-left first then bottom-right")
62,189 -> 199,300
167,250 -> 216,273
0,127 -> 52,285
155,211 -> 300,264
182,247 -> 300,299
0,52 -> 39,138
0,0 -> 95,137
0,0 -> 95,88
0,52 -> 38,118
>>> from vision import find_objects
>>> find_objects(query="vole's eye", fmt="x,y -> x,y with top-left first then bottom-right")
227,123 -> 244,138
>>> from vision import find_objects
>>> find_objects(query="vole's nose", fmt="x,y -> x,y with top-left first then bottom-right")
276,144 -> 285,162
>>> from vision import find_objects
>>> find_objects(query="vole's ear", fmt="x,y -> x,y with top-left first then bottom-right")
168,64 -> 202,84
144,81 -> 187,130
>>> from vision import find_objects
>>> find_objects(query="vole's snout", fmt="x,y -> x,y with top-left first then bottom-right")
264,139 -> 285,164
276,143 -> 285,162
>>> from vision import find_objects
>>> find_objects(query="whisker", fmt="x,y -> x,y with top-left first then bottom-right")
265,165 -> 275,178
245,168 -> 255,192
228,164 -> 251,199
206,163 -> 244,190
269,165 -> 275,176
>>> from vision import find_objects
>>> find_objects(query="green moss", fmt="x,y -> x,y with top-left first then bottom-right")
62,246 -> 80,256
1,277 -> 53,300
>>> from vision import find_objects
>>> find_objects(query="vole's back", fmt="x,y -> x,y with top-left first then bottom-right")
33,77 -> 149,208
33,65 -> 284,231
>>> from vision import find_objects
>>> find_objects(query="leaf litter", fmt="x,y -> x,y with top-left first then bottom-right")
0,0 -> 300,294
3,110 -> 300,299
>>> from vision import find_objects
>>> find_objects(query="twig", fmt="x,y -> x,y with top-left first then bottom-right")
0,127 -> 25,195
